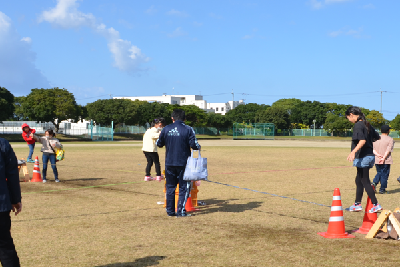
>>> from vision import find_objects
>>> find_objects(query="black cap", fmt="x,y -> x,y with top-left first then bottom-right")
381,125 -> 391,133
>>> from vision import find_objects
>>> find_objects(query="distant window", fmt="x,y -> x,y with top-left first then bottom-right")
221,107 -> 224,111
216,107 -> 218,111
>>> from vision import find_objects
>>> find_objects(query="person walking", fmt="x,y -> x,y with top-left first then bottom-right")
32,129 -> 61,183
21,123 -> 36,163
157,109 -> 201,217
345,106 -> 382,213
0,138 -> 22,267
372,125 -> 395,194
142,118 -> 165,181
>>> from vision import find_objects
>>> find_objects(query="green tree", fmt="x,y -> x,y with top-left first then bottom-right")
390,114 -> 400,131
23,88 -> 80,130
206,113 -> 231,135
167,104 -> 207,126
323,113 -> 353,136
255,106 -> 290,129
86,99 -> 141,126
0,87 -> 15,121
366,110 -> 386,129
225,103 -> 269,124
290,101 -> 327,128
136,101 -> 172,126
12,96 -> 28,121
271,98 -> 302,115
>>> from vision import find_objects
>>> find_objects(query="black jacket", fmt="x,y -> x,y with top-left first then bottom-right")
0,138 -> 21,212
157,120 -> 201,166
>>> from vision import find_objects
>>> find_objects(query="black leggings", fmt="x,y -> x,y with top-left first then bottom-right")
355,167 -> 377,204
143,152 -> 161,176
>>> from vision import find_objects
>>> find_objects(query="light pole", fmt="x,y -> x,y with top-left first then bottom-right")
313,119 -> 316,136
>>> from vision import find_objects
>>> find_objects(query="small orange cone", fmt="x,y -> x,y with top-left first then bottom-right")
318,188 -> 355,238
30,156 -> 42,182
355,196 -> 378,234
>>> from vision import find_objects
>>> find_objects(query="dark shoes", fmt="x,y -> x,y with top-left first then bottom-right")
176,213 -> 193,218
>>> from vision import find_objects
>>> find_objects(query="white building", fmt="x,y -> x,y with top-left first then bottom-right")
114,94 -> 244,115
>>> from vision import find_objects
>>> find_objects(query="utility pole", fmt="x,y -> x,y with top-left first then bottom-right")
380,90 -> 387,113
231,89 -> 234,102
109,94 -> 113,99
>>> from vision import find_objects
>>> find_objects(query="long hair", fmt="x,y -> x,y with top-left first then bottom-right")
345,106 -> 370,132
151,117 -> 166,128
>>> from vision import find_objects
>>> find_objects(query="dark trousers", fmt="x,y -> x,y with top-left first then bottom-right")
42,153 -> 58,180
373,164 -> 391,192
0,212 -> 20,267
165,166 -> 191,216
355,167 -> 377,204
143,152 -> 161,176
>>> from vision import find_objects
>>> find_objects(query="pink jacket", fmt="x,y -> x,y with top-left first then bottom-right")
373,135 -> 394,164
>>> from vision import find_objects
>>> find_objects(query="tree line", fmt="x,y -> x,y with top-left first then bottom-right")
1,87 -> 400,135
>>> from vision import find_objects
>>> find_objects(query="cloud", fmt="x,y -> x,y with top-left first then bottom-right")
363,3 -> 375,9
145,5 -> 157,15
309,0 -> 353,9
328,27 -> 368,38
209,13 -> 223,19
167,27 -> 186,38
193,21 -> 202,27
0,11 -> 50,95
167,9 -> 188,17
20,37 -> 32,43
242,35 -> 253,39
38,0 -> 149,74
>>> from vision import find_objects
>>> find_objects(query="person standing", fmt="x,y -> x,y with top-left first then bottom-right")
32,129 -> 61,183
372,125 -> 395,194
345,106 -> 382,213
0,138 -> 22,267
142,118 -> 165,181
21,123 -> 36,163
157,109 -> 201,217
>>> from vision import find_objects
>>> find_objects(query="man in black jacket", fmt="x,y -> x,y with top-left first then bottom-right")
157,109 -> 201,217
0,138 -> 22,267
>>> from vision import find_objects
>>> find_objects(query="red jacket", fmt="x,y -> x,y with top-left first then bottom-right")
21,123 -> 36,145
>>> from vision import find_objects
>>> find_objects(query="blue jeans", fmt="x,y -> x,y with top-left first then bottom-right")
27,143 -> 35,160
165,166 -> 190,216
42,153 -> 58,180
353,156 -> 375,168
373,164 -> 391,192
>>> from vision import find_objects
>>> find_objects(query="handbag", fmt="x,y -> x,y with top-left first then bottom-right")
183,150 -> 208,181
48,140 -> 65,162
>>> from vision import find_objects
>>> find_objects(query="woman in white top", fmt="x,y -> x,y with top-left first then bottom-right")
142,118 -> 165,181
31,129 -> 61,183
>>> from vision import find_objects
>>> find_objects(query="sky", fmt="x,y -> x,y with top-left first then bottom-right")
0,0 -> 399,119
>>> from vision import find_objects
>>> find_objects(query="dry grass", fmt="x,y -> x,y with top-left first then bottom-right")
10,141 -> 400,267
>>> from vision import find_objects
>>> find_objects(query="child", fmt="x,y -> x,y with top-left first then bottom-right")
32,129 -> 61,183
372,125 -> 395,194
21,123 -> 36,163
345,106 -> 382,213
142,118 -> 165,181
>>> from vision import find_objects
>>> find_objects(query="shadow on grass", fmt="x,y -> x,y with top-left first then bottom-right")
197,198 -> 263,214
95,256 -> 166,267
64,178 -> 105,182
388,187 -> 400,194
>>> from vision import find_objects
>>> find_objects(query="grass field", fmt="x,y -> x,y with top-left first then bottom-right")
10,140 -> 400,267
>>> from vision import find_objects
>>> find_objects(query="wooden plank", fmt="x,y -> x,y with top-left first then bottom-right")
389,214 -> 400,239
366,210 -> 391,239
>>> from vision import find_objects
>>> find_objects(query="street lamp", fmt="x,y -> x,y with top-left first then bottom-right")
313,119 -> 316,136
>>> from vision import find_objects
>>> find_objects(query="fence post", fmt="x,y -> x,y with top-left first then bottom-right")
90,120 -> 93,140
111,121 -> 114,141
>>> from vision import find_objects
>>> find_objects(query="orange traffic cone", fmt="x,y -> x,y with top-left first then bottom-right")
318,188 -> 355,238
355,195 -> 378,234
30,156 -> 42,182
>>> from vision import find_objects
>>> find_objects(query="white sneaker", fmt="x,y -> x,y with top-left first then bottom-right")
43,179 -> 47,183
155,176 -> 163,181
144,176 -> 153,181
55,179 -> 60,183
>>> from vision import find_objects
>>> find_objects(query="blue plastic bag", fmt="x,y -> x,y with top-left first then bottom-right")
183,150 -> 208,181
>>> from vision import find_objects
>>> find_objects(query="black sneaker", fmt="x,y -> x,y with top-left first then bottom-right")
167,213 -> 176,217
379,190 -> 389,194
397,177 -> 400,183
